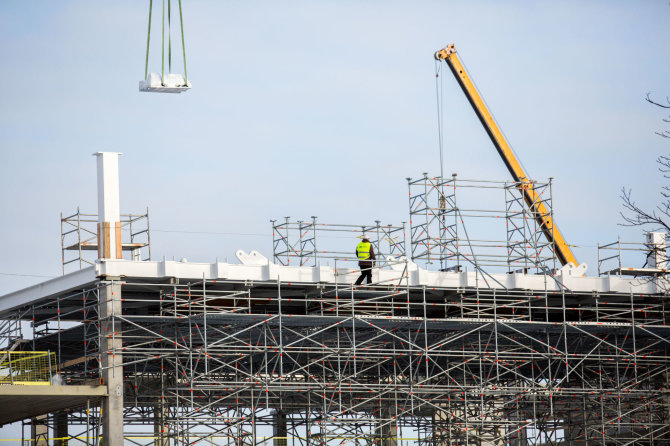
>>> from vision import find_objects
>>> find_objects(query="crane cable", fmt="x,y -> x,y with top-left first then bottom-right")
457,52 -> 534,181
143,0 -> 188,85
434,60 -> 445,179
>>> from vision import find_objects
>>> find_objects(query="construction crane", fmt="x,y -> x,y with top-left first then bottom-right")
434,43 -> 578,267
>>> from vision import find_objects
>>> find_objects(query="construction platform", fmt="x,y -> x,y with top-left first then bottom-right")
1,256 -> 669,445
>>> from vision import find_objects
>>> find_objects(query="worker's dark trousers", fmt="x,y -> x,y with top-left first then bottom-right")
355,261 -> 373,285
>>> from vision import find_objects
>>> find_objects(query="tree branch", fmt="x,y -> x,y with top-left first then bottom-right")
646,92 -> 670,109
619,187 -> 670,232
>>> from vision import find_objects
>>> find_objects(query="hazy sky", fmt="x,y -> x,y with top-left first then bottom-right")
1,1 -> 669,295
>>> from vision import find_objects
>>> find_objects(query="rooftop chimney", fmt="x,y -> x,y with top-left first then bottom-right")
94,152 -> 122,259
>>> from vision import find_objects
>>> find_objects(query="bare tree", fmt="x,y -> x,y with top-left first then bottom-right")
623,95 -> 670,229
612,95 -> 670,286
646,92 -> 670,138
620,155 -> 670,231
620,156 -> 670,282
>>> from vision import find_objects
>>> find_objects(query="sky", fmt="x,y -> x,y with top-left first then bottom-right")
1,1 -> 670,296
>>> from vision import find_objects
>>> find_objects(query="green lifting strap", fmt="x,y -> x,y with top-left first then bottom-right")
161,0 -> 165,83
178,0 -> 188,84
144,0 -> 153,79
168,0 -> 172,73
143,0 -> 188,86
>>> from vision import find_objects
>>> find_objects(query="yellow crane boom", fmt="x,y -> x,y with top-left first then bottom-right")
434,43 -> 578,267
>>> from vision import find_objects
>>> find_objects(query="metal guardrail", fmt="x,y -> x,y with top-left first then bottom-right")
0,351 -> 57,385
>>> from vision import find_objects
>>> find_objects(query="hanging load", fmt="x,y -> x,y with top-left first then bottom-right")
139,0 -> 191,93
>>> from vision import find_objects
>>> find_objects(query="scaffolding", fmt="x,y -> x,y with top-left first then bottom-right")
272,218 -> 406,267
2,175 -> 669,445
407,175 -> 558,274
1,256 -> 668,444
598,233 -> 670,277
60,207 -> 152,274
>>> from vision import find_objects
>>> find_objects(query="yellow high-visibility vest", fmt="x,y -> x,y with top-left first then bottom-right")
357,241 -> 371,260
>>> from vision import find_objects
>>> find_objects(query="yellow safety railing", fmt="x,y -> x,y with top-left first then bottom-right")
0,351 -> 57,385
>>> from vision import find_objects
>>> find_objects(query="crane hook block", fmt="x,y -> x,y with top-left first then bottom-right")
139,73 -> 191,94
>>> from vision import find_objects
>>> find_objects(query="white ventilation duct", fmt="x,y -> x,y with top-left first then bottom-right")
94,152 -> 122,260
646,232 -> 667,270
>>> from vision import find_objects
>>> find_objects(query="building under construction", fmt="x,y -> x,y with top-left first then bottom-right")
1,152 -> 669,446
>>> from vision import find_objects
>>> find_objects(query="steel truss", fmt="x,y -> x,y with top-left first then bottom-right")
7,266 -> 670,445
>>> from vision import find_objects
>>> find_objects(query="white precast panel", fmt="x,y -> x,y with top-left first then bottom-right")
139,73 -> 191,93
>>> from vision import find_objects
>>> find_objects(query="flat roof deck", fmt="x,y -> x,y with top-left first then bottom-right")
0,258 -> 661,316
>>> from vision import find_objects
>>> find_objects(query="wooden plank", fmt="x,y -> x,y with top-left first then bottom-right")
102,222 -> 111,259
115,221 -> 122,259
97,223 -> 101,259
59,355 -> 88,369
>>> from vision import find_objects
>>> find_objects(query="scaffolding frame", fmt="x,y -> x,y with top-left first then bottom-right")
272,218 -> 406,267
598,235 -> 670,278
408,175 -> 558,274
4,262 -> 670,445
504,180 -> 556,274
60,207 -> 152,274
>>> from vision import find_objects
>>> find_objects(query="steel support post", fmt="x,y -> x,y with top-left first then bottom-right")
100,278 -> 124,446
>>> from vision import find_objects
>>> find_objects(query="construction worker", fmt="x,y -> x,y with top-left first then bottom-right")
355,237 -> 376,285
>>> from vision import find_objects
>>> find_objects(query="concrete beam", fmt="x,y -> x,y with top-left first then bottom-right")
0,385 -> 106,425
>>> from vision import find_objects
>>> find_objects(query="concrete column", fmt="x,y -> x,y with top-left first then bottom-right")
30,415 -> 48,446
432,409 -> 449,446
305,412 -> 312,446
54,411 -> 69,446
154,404 -> 170,446
273,410 -> 288,446
100,279 -> 124,446
377,406 -> 397,446
509,422 -> 528,446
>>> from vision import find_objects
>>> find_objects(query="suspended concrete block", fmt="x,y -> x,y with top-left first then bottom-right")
139,72 -> 191,93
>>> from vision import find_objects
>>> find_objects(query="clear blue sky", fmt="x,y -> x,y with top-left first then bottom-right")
1,1 -> 669,295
